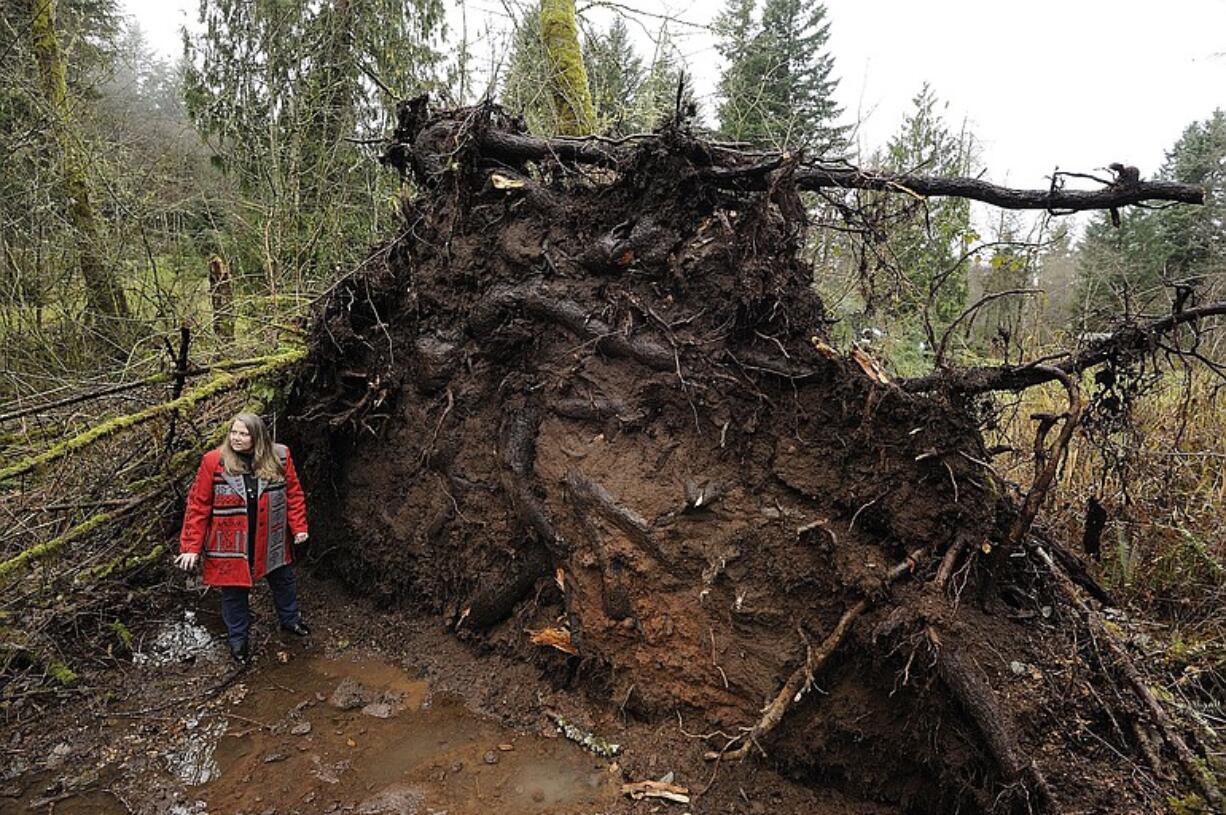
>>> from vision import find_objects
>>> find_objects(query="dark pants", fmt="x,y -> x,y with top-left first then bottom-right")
220,564 -> 301,649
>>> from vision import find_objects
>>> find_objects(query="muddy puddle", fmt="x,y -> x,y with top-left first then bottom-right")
193,652 -> 617,814
6,644 -> 620,815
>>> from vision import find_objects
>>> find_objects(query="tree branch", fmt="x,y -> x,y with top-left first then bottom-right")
449,126 -> 1205,211
902,303 -> 1226,394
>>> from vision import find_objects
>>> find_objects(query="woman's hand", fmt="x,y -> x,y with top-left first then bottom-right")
175,552 -> 199,571
294,532 -> 309,545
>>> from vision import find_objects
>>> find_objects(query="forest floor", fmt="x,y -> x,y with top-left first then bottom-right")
0,571 -> 891,815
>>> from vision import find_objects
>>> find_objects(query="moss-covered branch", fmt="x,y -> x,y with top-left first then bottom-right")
0,491 -> 158,583
0,348 -> 304,484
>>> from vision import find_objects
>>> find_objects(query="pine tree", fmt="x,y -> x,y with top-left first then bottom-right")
501,13 -> 553,133
881,83 -> 978,325
715,0 -> 846,153
629,25 -> 695,131
182,0 -> 445,290
584,18 -> 643,134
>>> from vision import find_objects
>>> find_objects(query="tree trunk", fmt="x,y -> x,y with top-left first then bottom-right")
208,255 -> 234,340
539,0 -> 595,136
29,0 -> 130,349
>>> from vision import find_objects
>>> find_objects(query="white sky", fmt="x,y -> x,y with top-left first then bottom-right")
124,0 -> 1226,192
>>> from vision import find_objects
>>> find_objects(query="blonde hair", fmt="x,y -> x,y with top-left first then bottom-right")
219,412 -> 284,482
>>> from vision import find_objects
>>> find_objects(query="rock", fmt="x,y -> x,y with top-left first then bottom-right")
291,721 -> 313,736
263,752 -> 288,764
483,750 -> 499,765
361,702 -> 393,719
448,761 -> 464,774
355,783 -> 425,815
412,336 -> 461,394
329,679 -> 371,711
497,743 -> 514,751
658,771 -> 674,784
1009,661 -> 1027,676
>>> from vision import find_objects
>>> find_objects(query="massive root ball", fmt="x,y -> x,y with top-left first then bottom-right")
288,100 -> 1202,813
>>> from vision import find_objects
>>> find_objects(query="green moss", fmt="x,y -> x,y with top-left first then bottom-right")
46,658 -> 78,686
540,0 -> 595,136
109,621 -> 134,650
0,348 -> 304,484
1168,793 -> 1209,814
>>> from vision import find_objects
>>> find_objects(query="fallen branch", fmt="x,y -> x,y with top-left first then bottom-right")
903,303 -> 1226,394
0,352 -> 299,425
1036,547 -> 1224,810
0,487 -> 166,583
401,114 -> 1204,211
0,349 -> 304,484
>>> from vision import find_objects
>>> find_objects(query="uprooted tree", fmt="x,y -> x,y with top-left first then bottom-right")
285,97 -> 1223,813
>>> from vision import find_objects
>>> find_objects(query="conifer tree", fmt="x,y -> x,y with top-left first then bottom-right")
584,18 -> 643,134
715,0 -> 846,153
1075,109 -> 1225,326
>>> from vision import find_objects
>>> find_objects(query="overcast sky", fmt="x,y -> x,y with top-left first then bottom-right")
124,0 -> 1226,192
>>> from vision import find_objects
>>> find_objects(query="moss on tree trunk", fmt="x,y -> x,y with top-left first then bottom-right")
30,0 -> 131,348
539,0 -> 595,136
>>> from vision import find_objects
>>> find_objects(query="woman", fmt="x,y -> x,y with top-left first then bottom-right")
175,412 -> 310,665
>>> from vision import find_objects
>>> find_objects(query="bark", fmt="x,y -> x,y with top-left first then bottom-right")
29,0 -> 130,345
208,255 -> 234,340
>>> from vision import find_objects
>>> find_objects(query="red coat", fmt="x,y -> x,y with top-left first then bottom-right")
179,444 -> 309,587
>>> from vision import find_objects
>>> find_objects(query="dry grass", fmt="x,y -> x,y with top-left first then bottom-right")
990,371 -> 1225,622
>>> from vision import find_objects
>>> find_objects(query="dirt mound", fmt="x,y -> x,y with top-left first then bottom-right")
287,100 -> 1192,813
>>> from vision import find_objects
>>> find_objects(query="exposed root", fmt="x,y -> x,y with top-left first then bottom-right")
929,628 -> 1056,810
708,545 -> 929,762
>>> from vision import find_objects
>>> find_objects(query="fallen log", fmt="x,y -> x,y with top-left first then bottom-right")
0,349 -> 304,484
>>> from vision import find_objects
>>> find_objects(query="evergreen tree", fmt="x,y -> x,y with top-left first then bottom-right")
629,24 -> 695,131
714,0 -> 846,153
182,0 -> 445,291
501,12 -> 553,134
1075,110 -> 1226,326
880,83 -> 978,325
584,18 -> 643,134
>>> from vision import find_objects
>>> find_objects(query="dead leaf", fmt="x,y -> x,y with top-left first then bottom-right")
555,567 -> 565,591
810,337 -> 839,360
528,626 -> 578,655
